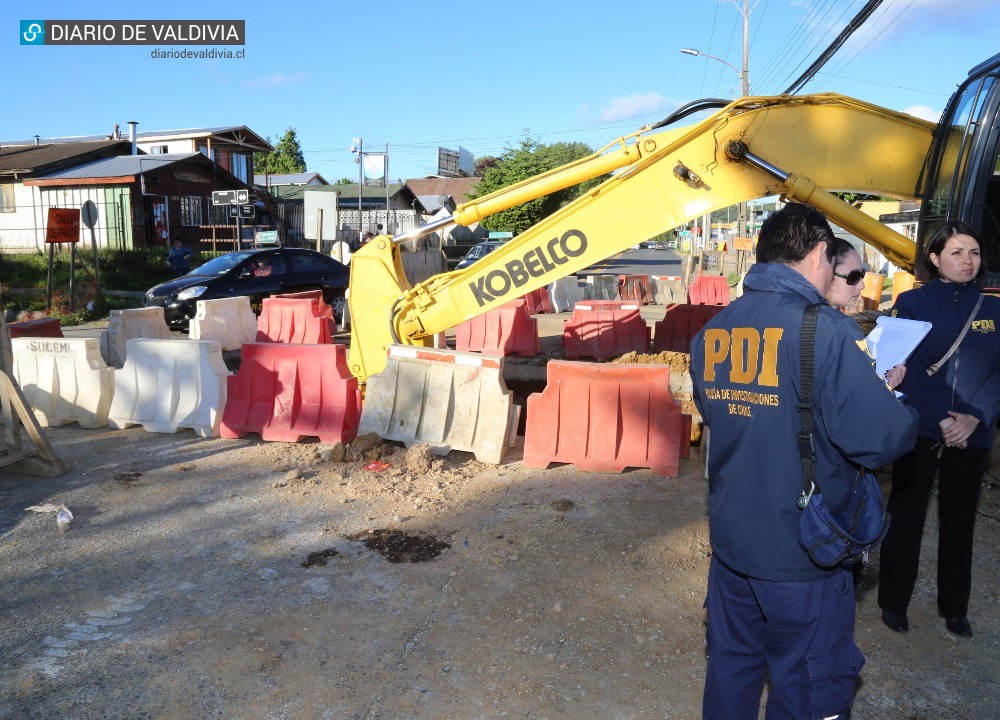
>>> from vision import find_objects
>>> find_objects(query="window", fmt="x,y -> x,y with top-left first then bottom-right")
208,204 -> 229,225
179,196 -> 203,226
150,145 -> 169,155
289,253 -> 332,273
0,184 -> 14,212
231,153 -> 248,182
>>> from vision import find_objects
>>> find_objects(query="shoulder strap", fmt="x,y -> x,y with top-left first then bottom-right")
927,294 -> 985,376
797,303 -> 821,508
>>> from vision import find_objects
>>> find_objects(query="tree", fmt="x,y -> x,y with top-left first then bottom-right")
254,127 -> 307,175
466,136 -> 599,235
474,155 -> 499,176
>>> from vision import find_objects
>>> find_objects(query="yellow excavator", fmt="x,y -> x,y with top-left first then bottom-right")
348,52 -> 1000,385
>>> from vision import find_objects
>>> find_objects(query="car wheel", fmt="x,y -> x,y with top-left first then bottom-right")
325,290 -> 346,324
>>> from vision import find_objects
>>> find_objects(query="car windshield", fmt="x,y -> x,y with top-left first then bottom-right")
190,251 -> 258,276
468,243 -> 499,260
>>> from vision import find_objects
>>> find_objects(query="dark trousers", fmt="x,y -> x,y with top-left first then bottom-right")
878,436 -> 987,618
703,557 -> 861,720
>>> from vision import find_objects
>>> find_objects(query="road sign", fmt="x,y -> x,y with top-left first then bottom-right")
254,230 -> 279,245
45,208 -> 80,244
212,189 -> 250,206
81,201 -> 99,229
488,231 -> 514,240
230,204 -> 255,219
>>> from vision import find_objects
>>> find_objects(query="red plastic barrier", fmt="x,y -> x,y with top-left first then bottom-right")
274,289 -> 334,320
688,275 -> 731,306
618,274 -> 652,304
454,298 -> 540,357
256,296 -> 335,344
523,360 -> 688,476
8,317 -> 64,339
562,301 -> 651,360
221,342 -> 360,443
520,287 -> 553,315
653,304 -> 726,353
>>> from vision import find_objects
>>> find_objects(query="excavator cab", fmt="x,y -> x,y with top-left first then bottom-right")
918,51 -> 1000,291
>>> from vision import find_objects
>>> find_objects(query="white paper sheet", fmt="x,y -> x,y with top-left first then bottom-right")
865,315 -> 932,377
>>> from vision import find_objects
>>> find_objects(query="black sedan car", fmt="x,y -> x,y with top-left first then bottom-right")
455,240 -> 506,270
143,247 -> 350,328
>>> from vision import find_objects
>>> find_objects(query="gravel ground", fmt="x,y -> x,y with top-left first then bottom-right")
0,424 -> 997,720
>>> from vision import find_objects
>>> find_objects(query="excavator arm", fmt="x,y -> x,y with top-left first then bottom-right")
348,93 -> 936,383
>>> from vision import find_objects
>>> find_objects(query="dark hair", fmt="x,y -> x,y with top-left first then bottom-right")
830,236 -> 859,269
756,203 -> 836,265
920,220 -> 984,279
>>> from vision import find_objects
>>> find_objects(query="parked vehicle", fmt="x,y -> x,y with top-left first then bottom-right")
455,240 -> 506,270
143,247 -> 349,327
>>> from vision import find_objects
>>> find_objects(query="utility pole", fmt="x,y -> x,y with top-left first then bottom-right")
736,0 -> 751,242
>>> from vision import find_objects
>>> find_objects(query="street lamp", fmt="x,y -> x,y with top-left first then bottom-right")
680,17 -> 751,242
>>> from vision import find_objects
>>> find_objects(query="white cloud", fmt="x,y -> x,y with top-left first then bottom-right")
903,105 -> 941,122
598,92 -> 672,122
242,72 -> 307,90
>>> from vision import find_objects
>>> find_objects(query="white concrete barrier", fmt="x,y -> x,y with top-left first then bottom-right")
652,275 -> 687,305
109,339 -> 229,437
549,277 -> 585,312
359,345 -> 517,464
11,337 -> 115,428
583,274 -> 618,301
101,307 -> 172,368
189,296 -> 257,350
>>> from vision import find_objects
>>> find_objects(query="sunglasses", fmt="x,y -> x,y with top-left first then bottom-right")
833,269 -> 865,286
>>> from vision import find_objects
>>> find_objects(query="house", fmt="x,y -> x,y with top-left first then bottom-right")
25,153 -> 249,249
3,123 -> 271,186
253,172 -> 329,188
265,183 -> 424,244
0,140 -> 133,251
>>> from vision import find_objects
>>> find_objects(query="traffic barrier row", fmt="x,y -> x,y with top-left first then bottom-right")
618,275 -> 653,304
8,317 -> 64,339
358,345 -> 517,464
653,304 -> 726,353
255,295 -> 335,344
454,298 -> 540,357
563,301 -> 651,360
583,274 -> 619,301
549,277 -> 585,312
688,275 -> 731,306
12,337 -> 114,428
109,339 -> 229,437
651,276 -> 686,305
102,307 -> 172,367
221,343 -> 360,444
520,287 -> 554,315
523,360 -> 689,477
189,296 -> 257,351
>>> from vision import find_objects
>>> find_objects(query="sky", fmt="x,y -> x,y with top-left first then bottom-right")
3,0 -> 999,183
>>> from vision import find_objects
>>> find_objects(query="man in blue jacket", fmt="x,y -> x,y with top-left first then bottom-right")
690,203 -> 918,720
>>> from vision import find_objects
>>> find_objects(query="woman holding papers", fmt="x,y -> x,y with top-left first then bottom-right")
878,221 -> 1000,639
827,238 -> 906,387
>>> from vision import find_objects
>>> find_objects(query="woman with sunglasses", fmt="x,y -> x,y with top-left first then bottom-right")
878,221 -> 1000,639
827,238 -> 906,388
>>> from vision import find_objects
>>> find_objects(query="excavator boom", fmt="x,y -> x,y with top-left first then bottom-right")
348,93 -> 936,383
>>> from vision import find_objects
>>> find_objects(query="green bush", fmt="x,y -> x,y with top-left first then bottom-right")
0,247 -> 211,291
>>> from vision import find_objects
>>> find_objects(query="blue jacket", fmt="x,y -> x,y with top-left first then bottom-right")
891,279 -> 1000,448
690,263 -> 918,581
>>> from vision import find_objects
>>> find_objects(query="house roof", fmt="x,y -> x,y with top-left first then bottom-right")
25,152 -> 246,188
0,141 -> 133,179
406,176 -> 480,205
266,182 -> 425,211
2,125 -> 273,152
254,172 -> 328,186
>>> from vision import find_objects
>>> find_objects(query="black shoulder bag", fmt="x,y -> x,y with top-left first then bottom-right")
796,303 -> 891,567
